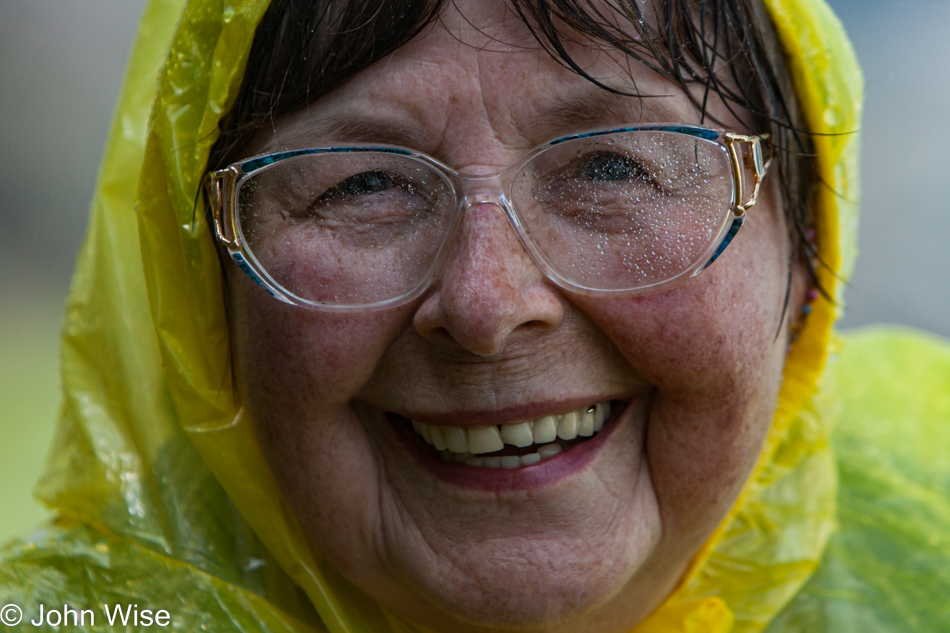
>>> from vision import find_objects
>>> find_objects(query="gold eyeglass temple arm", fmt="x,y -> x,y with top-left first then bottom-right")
723,132 -> 771,217
205,167 -> 243,247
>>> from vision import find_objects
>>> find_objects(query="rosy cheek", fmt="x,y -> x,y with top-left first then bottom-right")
574,273 -> 775,387
571,268 -> 786,528
229,278 -> 415,414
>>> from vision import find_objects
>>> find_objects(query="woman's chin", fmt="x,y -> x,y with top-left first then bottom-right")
420,570 -> 617,630
389,534 -> 652,632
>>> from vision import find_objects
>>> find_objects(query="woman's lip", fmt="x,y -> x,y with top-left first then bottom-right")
388,395 -> 632,427
381,399 -> 635,493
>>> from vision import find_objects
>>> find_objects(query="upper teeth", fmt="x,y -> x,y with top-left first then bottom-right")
410,401 -> 611,455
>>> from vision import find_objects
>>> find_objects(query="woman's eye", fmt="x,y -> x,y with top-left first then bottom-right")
329,170 -> 394,196
580,152 -> 644,181
299,167 -> 431,225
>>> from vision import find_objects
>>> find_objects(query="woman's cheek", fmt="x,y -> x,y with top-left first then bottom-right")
228,280 -> 425,584
573,263 -> 787,533
574,270 -> 777,390
230,278 -> 415,412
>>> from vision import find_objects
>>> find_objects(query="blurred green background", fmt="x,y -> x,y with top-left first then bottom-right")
1,0 -> 948,543
0,0 -> 147,541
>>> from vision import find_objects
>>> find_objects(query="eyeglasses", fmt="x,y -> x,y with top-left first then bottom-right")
205,124 -> 769,311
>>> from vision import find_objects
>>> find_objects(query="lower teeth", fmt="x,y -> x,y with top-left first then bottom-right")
440,443 -> 563,468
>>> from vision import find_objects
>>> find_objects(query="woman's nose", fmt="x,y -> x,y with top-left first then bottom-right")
413,202 -> 564,356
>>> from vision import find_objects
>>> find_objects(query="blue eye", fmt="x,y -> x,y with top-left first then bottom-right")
580,153 -> 644,181
332,170 -> 393,196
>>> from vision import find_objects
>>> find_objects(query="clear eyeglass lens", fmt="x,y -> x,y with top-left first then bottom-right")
237,152 -> 456,306
512,130 -> 734,291
235,131 -> 736,307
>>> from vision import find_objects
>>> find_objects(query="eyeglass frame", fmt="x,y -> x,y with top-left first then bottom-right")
205,123 -> 770,311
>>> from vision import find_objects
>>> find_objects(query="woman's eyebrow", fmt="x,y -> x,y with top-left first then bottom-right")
275,90 -> 686,150
279,111 -> 426,148
526,88 -> 684,137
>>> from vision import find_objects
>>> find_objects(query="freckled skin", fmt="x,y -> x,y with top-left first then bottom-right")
225,1 -> 807,632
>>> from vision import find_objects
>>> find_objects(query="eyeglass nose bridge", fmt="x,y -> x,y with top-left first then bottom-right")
433,174 -> 545,276
452,168 -> 505,204
458,187 -> 510,214
449,167 -> 526,233
451,180 -> 535,254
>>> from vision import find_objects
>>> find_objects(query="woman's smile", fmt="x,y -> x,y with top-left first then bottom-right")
371,398 -> 639,490
404,399 -> 615,463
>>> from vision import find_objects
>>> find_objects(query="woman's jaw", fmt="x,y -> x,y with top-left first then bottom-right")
236,285 -> 785,633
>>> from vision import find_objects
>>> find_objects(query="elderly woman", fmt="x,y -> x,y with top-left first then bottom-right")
1,0 -> 948,631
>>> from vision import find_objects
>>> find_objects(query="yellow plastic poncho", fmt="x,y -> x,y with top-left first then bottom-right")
1,0 -> 948,631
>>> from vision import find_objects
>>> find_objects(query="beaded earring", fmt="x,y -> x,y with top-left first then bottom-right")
788,227 -> 820,353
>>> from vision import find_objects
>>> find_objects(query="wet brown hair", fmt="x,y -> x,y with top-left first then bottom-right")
207,0 -> 817,285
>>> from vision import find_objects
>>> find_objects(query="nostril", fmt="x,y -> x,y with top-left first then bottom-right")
426,326 -> 456,347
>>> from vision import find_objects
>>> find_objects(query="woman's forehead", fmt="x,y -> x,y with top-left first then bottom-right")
439,0 -> 660,45
249,1 -> 711,157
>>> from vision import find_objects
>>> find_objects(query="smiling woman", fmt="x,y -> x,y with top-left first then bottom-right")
211,6 -> 795,628
0,0 -> 948,632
